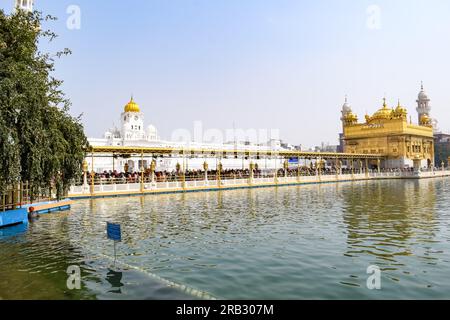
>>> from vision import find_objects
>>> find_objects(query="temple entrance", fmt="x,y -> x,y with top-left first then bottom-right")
413,159 -> 422,172
369,159 -> 379,170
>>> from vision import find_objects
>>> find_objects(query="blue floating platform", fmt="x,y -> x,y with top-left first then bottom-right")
0,208 -> 28,229
21,199 -> 74,215
0,199 -> 73,229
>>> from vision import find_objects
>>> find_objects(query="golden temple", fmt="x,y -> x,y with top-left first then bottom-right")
341,94 -> 434,169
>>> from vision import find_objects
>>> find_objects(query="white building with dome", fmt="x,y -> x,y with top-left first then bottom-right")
87,97 -> 284,173
90,97 -> 160,148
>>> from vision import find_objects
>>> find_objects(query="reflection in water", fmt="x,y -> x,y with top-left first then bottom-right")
0,223 -> 28,241
343,180 -> 437,264
106,269 -> 124,294
340,180 -> 447,292
1,178 -> 450,299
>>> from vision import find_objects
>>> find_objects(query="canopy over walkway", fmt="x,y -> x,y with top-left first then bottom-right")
87,146 -> 385,160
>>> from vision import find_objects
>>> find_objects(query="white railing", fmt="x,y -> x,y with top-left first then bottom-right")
68,170 -> 450,197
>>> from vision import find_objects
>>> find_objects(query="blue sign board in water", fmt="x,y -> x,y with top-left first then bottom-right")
288,157 -> 299,164
107,222 -> 122,242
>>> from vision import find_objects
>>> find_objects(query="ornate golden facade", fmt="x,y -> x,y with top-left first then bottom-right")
342,98 -> 434,169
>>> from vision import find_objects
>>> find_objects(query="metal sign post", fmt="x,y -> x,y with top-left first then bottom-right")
107,222 -> 122,267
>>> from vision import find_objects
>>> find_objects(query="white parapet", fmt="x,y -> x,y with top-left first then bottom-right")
68,170 -> 450,198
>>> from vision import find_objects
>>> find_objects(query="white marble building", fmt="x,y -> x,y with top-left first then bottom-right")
87,97 -> 285,173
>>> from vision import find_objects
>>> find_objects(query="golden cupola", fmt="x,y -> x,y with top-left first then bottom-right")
420,114 -> 432,127
124,97 -> 140,113
393,100 -> 408,119
371,98 -> 394,120
343,111 -> 358,125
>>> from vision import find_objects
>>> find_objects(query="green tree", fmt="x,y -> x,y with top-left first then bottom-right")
0,9 -> 88,201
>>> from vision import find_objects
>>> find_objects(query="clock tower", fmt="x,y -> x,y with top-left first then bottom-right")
14,0 -> 34,12
121,97 -> 145,142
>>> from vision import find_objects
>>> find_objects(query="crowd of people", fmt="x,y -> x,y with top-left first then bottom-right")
80,165 -> 397,185
72,161 -> 450,186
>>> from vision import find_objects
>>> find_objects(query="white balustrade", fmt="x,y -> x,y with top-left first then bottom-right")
68,169 -> 450,197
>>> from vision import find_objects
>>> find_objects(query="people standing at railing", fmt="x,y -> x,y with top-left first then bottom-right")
79,164 -> 395,186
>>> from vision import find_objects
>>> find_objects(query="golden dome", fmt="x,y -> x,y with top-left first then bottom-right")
124,97 -> 140,113
394,100 -> 408,117
420,114 -> 432,126
395,105 -> 407,114
371,98 -> 393,120
344,111 -> 358,124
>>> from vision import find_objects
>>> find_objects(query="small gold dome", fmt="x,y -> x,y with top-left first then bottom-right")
420,114 -> 432,126
124,97 -> 140,113
344,112 -> 358,124
395,105 -> 407,114
394,100 -> 408,117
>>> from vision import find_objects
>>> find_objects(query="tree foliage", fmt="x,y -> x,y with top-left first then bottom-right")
0,9 -> 88,200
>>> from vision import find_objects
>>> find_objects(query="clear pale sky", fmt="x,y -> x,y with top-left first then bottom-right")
2,0 -> 450,147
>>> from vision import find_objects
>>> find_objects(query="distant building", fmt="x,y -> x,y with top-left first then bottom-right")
341,84 -> 435,170
280,141 -> 300,150
337,133 -> 345,153
434,133 -> 450,166
315,142 -> 338,153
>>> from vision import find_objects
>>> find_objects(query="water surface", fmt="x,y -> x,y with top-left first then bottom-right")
1,178 -> 450,299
